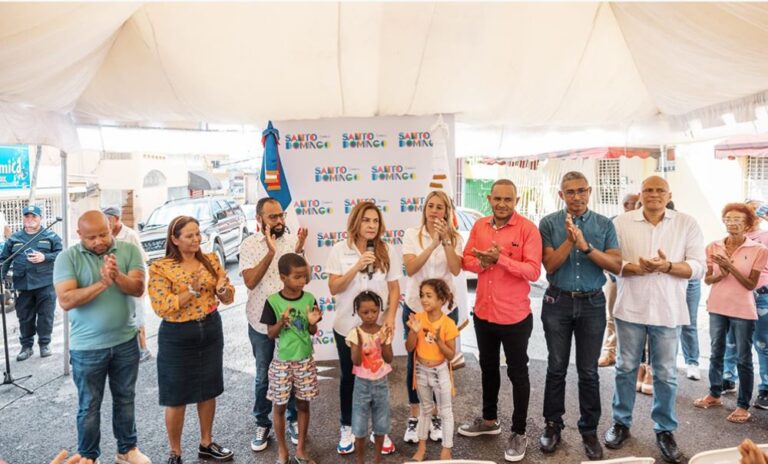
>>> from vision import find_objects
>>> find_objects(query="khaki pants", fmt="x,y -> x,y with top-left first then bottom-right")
601,278 -> 617,354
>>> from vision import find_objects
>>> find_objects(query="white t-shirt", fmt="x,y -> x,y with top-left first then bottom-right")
239,232 -> 298,334
402,227 -> 463,312
115,225 -> 148,262
325,240 -> 402,336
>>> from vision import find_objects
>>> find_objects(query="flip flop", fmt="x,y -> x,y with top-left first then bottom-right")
727,409 -> 751,423
292,456 -> 317,464
693,396 -> 723,409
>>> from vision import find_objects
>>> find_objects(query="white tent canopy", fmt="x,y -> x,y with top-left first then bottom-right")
2,2 -> 768,152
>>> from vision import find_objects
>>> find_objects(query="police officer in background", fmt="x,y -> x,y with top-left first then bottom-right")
0,205 -> 63,361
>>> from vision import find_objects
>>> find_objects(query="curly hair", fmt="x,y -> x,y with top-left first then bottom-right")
722,203 -> 758,230
419,278 -> 454,310
353,290 -> 383,315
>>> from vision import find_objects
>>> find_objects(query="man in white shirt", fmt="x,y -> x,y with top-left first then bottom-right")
102,207 -> 152,362
603,176 -> 705,464
238,197 -> 307,452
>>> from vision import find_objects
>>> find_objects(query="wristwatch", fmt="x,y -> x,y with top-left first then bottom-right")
187,283 -> 201,298
582,243 -> 594,255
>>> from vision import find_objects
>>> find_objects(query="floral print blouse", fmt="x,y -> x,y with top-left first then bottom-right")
148,252 -> 235,322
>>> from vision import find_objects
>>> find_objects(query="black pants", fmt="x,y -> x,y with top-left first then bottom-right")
541,289 -> 606,433
334,330 -> 354,426
474,313 -> 533,435
16,285 -> 56,348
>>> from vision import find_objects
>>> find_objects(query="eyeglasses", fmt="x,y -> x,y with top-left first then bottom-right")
562,188 -> 590,198
723,217 -> 746,224
265,212 -> 287,221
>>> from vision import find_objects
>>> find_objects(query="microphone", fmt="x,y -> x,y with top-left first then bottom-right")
366,239 -> 375,278
48,217 -> 63,226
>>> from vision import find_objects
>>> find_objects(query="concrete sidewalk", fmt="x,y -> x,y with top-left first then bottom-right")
1,266 -> 766,463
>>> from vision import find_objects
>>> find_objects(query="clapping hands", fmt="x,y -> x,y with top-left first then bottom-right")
638,249 -> 669,273
406,313 -> 422,333
472,242 -> 501,268
711,253 -> 733,274
100,254 -> 118,287
308,305 -> 323,325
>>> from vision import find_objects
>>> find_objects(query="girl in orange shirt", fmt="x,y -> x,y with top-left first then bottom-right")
406,279 -> 459,461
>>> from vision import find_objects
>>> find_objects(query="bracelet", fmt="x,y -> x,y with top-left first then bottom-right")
665,262 -> 673,273
217,286 -> 228,295
441,240 -> 451,247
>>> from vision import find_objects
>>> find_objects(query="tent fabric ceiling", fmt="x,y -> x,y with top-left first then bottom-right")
2,2 -> 768,151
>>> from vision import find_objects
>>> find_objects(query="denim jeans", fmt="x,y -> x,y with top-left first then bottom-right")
402,304 -> 458,405
474,313 -> 533,435
415,362 -> 454,448
612,319 -> 679,432
248,326 -> 296,427
15,285 -> 57,348
708,313 -> 755,409
351,376 -> 390,438
541,289 -> 606,433
69,337 -> 140,460
723,291 -> 768,392
679,279 -> 701,366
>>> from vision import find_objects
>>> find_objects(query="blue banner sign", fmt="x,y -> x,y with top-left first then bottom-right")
0,145 -> 30,189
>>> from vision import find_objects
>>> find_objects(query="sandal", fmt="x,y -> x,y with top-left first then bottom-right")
693,395 -> 723,409
292,457 -> 317,464
727,408 -> 751,423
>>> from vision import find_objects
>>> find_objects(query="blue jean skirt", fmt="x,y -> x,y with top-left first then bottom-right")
157,311 -> 224,406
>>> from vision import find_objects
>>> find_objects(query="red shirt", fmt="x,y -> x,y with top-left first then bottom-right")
463,213 -> 542,325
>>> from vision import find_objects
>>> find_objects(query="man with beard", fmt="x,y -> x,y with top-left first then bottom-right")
53,211 -> 149,464
537,172 -> 621,460
238,197 -> 308,452
458,179 -> 542,463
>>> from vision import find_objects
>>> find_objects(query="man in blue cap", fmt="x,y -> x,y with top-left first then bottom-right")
0,204 -> 63,361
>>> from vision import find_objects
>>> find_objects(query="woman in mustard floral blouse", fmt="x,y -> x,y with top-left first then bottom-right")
148,215 -> 235,464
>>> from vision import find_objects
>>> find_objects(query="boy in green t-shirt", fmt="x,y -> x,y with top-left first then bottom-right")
261,253 -> 322,464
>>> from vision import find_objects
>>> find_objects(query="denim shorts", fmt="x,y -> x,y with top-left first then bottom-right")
351,376 -> 390,438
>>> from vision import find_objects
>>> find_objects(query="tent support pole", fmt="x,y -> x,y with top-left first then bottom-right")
61,150 -> 70,376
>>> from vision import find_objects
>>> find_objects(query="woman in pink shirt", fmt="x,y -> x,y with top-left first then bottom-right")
694,204 -> 768,423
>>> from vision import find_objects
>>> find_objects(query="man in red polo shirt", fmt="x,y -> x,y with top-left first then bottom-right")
458,179 -> 542,462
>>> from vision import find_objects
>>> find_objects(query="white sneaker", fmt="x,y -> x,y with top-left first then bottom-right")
429,415 -> 442,442
337,425 -> 355,455
686,364 -> 701,381
115,447 -> 151,464
403,417 -> 419,443
369,433 -> 396,454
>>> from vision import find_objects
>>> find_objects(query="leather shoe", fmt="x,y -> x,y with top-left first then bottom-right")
582,433 -> 603,461
538,422 -> 561,453
604,423 -> 630,449
656,431 -> 682,463
16,347 -> 33,362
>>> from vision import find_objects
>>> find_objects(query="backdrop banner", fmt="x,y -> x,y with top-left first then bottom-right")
270,115 -> 466,360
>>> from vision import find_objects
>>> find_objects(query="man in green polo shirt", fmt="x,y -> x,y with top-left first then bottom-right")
53,211 -> 151,464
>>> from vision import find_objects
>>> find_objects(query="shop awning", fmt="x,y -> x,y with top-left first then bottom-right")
474,146 -> 662,169
714,134 -> 768,159
188,170 -> 222,191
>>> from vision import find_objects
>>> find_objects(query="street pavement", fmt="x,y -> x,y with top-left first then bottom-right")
0,262 -> 766,463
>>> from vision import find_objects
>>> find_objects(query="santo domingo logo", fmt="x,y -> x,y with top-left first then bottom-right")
317,296 -> 336,313
381,229 -> 405,246
344,198 -> 390,214
311,265 -> 328,281
400,196 -> 426,213
294,199 -> 333,216
313,328 -> 335,346
315,166 -> 360,183
285,133 -> 331,150
370,165 -> 416,181
398,131 -> 432,148
316,231 -> 348,248
342,132 -> 387,149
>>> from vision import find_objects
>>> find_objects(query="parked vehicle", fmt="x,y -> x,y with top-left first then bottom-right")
139,196 -> 247,265
456,206 -> 484,281
240,204 -> 258,236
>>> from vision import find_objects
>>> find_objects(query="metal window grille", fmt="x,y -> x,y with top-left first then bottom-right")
596,159 -> 621,217
0,196 -> 63,236
746,156 -> 768,200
